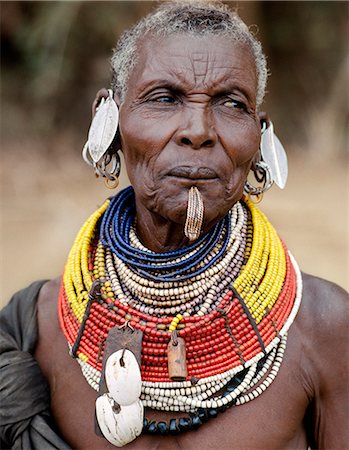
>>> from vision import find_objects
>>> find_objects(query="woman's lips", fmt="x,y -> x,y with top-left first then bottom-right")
168,166 -> 218,180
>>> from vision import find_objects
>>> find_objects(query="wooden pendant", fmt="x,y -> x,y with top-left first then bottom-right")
167,333 -> 188,381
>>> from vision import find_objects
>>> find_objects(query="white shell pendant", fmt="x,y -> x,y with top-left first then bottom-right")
105,349 -> 142,406
96,394 -> 143,447
88,89 -> 119,163
261,121 -> 288,189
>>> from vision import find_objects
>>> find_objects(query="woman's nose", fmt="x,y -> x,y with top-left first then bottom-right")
175,108 -> 217,150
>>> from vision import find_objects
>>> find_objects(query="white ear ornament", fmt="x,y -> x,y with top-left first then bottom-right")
260,121 -> 288,189
87,89 -> 119,164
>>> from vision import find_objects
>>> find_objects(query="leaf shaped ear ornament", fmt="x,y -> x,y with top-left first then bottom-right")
260,121 -> 288,189
82,89 -> 121,187
88,89 -> 119,163
82,89 -> 119,166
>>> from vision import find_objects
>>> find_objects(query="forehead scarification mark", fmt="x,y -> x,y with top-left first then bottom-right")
190,51 -> 210,87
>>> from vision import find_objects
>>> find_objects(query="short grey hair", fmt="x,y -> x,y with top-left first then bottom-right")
111,1 -> 268,107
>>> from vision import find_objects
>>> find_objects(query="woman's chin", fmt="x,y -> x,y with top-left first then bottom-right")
136,180 -> 241,228
154,199 -> 233,231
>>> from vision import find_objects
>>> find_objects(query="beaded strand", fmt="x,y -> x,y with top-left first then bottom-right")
58,187 -> 302,433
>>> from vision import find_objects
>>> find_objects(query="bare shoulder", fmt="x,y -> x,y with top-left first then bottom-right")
38,277 -> 61,306
294,272 -> 348,389
37,277 -> 61,329
292,276 -> 349,448
35,276 -> 62,375
297,272 -> 348,338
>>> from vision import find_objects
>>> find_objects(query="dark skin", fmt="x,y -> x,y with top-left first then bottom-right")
119,34 -> 261,251
34,34 -> 349,449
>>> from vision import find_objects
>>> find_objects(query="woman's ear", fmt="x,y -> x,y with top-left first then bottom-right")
91,88 -> 122,115
249,111 -> 269,170
258,111 -> 269,130
112,91 -> 122,151
251,149 -> 261,172
92,88 -> 109,118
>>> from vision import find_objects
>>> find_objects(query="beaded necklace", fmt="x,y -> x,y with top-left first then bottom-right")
59,187 -> 302,436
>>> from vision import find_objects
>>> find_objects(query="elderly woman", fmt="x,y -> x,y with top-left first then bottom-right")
1,2 -> 348,450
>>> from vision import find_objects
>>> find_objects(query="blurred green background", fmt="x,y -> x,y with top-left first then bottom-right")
1,1 -> 348,304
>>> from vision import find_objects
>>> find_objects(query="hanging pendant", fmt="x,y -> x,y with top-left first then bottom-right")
105,349 -> 141,405
96,394 -> 143,447
167,331 -> 188,381
95,326 -> 144,447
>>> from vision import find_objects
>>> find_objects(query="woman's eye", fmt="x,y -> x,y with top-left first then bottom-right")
223,99 -> 247,111
152,95 -> 176,104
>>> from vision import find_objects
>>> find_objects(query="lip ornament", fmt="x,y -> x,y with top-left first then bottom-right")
169,166 -> 217,180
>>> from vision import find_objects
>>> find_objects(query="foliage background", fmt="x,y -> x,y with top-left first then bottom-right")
1,1 -> 348,304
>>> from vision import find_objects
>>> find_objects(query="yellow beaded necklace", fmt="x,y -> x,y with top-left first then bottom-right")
63,199 -> 110,322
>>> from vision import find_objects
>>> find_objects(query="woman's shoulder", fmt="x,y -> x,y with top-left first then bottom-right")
0,280 -> 61,449
1,279 -> 50,352
35,276 -> 63,361
36,276 -> 61,316
290,276 -> 349,448
294,272 -> 348,386
299,272 -> 348,331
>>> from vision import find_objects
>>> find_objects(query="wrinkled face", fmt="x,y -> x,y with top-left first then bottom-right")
119,33 -> 261,230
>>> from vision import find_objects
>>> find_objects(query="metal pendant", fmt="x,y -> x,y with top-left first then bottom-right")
88,89 -> 119,163
260,121 -> 288,189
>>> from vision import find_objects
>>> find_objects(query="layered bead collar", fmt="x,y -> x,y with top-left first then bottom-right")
59,186 -> 302,440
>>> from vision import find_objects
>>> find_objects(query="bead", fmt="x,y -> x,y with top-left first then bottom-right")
208,409 -> 218,418
191,415 -> 203,429
169,418 -> 179,435
147,421 -> 157,434
178,417 -> 192,431
157,421 -> 168,435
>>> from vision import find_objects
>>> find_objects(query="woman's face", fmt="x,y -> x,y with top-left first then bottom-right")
119,33 -> 261,231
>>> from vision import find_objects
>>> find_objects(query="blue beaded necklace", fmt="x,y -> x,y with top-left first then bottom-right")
100,187 -> 232,282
